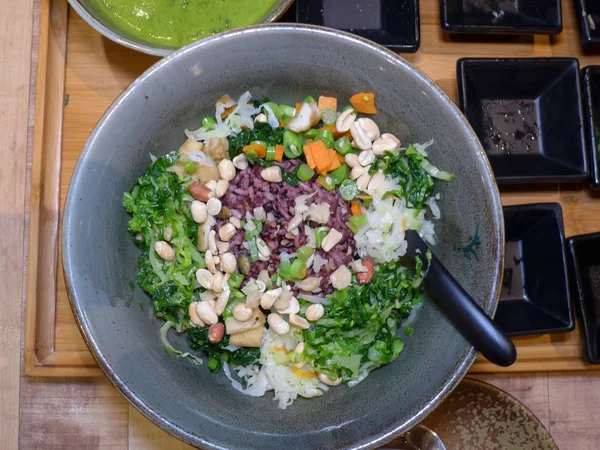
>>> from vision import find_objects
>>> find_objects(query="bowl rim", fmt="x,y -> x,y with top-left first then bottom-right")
63,23 -> 505,450
66,0 -> 295,57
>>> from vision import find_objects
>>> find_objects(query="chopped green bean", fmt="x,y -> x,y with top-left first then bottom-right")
303,96 -> 317,104
321,108 -> 337,125
290,258 -> 307,279
304,128 -> 319,139
297,164 -> 315,181
265,145 -> 276,161
314,130 -> 335,149
339,179 -> 359,201
315,227 -> 329,248
317,175 -> 336,191
228,273 -> 244,289
283,130 -> 303,158
297,246 -> 314,260
334,136 -> 353,155
330,165 -> 348,186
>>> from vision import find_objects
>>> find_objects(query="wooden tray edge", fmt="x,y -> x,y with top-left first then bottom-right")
25,0 -> 71,377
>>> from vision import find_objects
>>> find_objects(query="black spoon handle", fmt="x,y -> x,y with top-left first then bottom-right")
406,231 -> 517,367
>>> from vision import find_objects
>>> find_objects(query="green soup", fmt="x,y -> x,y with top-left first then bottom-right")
90,0 -> 281,48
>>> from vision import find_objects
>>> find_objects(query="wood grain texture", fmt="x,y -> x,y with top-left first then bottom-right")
19,376 -> 129,449
0,0 -> 35,446
128,407 -> 194,450
25,0 -> 600,377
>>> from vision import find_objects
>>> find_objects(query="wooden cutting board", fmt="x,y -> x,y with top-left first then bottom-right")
25,0 -> 600,376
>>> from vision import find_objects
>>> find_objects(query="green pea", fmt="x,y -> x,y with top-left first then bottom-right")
283,130 -> 303,158
334,136 -> 353,155
201,116 -> 217,128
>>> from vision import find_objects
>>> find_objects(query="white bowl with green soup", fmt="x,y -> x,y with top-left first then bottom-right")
68,0 -> 294,56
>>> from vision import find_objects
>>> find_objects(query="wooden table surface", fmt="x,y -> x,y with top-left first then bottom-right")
2,1 -> 600,449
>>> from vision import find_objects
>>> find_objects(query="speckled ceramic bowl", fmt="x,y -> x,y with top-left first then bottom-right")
63,25 -> 504,449
67,0 -> 294,57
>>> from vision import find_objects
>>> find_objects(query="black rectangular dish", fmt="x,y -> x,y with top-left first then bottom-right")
567,233 -> 600,364
496,203 -> 574,336
295,0 -> 420,52
440,0 -> 561,34
574,0 -> 600,48
457,58 -> 587,184
581,66 -> 600,189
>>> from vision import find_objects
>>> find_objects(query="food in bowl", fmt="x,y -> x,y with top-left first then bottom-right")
123,91 -> 455,409
89,0 -> 284,48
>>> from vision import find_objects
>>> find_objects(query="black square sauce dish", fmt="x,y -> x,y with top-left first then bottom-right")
574,0 -> 600,48
295,0 -> 420,52
581,66 -> 600,189
567,233 -> 600,364
496,203 -> 574,336
440,0 -> 561,34
457,58 -> 587,184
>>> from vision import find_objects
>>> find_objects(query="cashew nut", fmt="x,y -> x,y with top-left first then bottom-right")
286,103 -> 322,133
289,313 -> 310,330
260,166 -> 282,183
220,252 -> 237,273
318,373 -> 342,386
330,265 -> 352,290
335,108 -> 357,133
232,303 -> 254,322
295,277 -> 321,292
205,250 -> 217,274
219,223 -> 236,242
154,241 -> 175,261
350,121 -> 373,150
217,159 -> 236,182
345,153 -> 360,168
196,301 -> 218,325
191,201 -> 208,224
195,269 -> 213,289
372,133 -> 400,155
232,153 -> 248,170
357,118 -> 380,140
306,303 -> 325,322
358,150 -> 375,167
278,296 -> 300,315
260,288 -> 283,309
367,171 -> 386,196
254,113 -> 268,123
356,172 -> 372,192
188,302 -> 205,327
216,179 -> 229,198
267,313 -> 290,335
211,271 -> 224,293
206,198 -> 222,216
214,290 -> 230,316
350,165 -> 365,180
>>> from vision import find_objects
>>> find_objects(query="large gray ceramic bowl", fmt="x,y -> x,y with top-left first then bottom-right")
67,0 -> 294,56
63,24 -> 504,449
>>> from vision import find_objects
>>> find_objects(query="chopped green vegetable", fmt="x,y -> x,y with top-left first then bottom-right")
283,130 -> 303,158
314,130 -> 334,149
290,258 -> 307,279
182,159 -> 197,174
228,122 -> 285,158
329,165 -> 348,185
348,214 -> 368,233
339,179 -> 359,201
304,128 -> 319,139
371,144 -> 454,210
342,105 -> 354,113
265,145 -> 276,161
297,164 -> 315,181
249,237 -> 259,262
315,227 -> 329,248
334,136 -> 353,155
228,273 -> 244,289
263,102 -> 281,120
246,157 -> 299,187
317,175 -> 336,191
279,259 -> 292,279
321,108 -> 337,125
279,104 -> 296,121
302,260 -> 425,382
304,95 -> 317,104
297,246 -> 314,260
123,152 -> 204,324
188,327 -> 260,373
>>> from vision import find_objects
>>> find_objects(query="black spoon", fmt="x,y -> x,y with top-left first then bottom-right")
405,230 -> 517,367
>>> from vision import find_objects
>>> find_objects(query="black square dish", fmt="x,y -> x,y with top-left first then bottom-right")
496,203 -> 574,336
457,58 -> 587,184
440,0 -> 561,34
441,0 -> 561,34
567,233 -> 600,364
581,66 -> 600,189
296,0 -> 420,52
574,0 -> 600,48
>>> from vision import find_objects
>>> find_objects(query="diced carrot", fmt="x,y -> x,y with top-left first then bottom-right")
303,144 -> 316,170
328,149 -> 341,172
319,124 -> 349,139
292,365 -> 317,378
318,96 -> 337,111
273,346 -> 288,354
350,92 -> 377,114
296,103 -> 302,114
336,152 -> 345,164
274,145 -> 284,162
220,105 -> 236,119
243,143 -> 266,158
351,201 -> 363,216
311,141 -> 331,174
